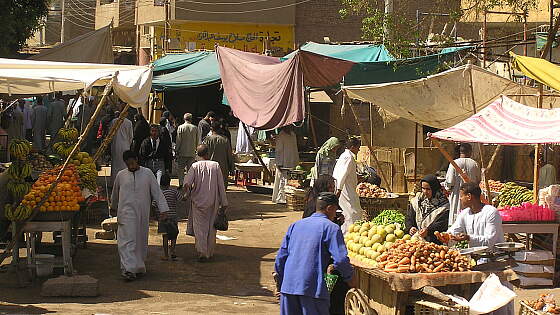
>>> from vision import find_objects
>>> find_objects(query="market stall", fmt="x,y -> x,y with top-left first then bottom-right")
343,218 -> 519,314
0,58 -> 152,275
430,95 -> 560,286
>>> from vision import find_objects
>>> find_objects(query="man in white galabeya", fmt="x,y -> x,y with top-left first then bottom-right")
332,137 -> 363,234
111,150 -> 169,281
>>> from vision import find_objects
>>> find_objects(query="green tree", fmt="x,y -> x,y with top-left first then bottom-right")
0,0 -> 49,57
339,0 -> 537,58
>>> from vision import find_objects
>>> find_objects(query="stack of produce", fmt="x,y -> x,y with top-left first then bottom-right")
497,182 -> 533,208
21,165 -> 84,213
29,152 -> 54,173
371,209 -> 405,227
376,239 -> 472,273
499,202 -> 556,222
6,139 -> 32,200
71,151 -> 97,191
53,128 -> 78,157
357,183 -> 388,198
525,294 -> 560,313
480,179 -> 504,192
344,221 -> 410,267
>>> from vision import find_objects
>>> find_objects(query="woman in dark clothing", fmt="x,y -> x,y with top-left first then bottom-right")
406,174 -> 450,244
131,114 -> 150,155
302,174 -> 336,219
159,120 -> 173,173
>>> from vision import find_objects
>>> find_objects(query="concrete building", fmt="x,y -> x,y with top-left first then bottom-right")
28,0 -> 97,47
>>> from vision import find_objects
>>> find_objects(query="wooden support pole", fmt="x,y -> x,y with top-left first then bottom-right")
345,93 -> 392,192
486,145 -> 503,172
414,123 -> 419,183
92,103 -> 131,163
534,84 -> 544,202
432,138 -> 490,204
467,64 -> 492,201
241,123 -> 272,180
0,80 -> 114,266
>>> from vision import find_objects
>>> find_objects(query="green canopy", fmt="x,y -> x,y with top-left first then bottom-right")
281,42 -> 394,62
344,48 -> 467,85
152,52 -> 220,91
153,51 -> 209,72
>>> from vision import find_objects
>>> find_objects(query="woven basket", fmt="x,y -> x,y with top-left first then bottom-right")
414,300 -> 469,315
286,193 -> 306,211
360,195 -> 409,221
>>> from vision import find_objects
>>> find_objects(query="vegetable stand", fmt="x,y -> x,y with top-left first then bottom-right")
346,258 -> 517,315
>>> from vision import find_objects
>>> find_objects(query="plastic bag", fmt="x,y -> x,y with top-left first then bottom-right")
448,274 -> 516,315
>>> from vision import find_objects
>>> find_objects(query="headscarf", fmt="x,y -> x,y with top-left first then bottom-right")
317,137 -> 340,159
419,174 -> 448,216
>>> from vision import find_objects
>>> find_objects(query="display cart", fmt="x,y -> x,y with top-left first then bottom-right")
345,258 -> 517,315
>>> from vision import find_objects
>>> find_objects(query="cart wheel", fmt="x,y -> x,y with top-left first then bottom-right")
345,288 -> 374,315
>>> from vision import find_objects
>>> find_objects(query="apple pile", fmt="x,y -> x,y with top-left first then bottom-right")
357,183 -> 388,198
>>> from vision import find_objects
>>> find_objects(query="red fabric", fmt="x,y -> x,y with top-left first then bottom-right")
217,46 -> 353,130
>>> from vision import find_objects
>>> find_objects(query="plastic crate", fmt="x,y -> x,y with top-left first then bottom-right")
414,300 -> 469,315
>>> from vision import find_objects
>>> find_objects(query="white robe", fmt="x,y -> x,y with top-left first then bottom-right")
111,167 -> 169,274
333,149 -> 363,234
110,118 -> 133,185
184,160 -> 228,258
235,121 -> 254,153
272,131 -> 299,204
447,205 -> 511,315
444,157 -> 481,225
539,164 -> 557,189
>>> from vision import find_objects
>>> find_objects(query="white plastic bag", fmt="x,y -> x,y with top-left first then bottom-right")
447,274 -> 516,315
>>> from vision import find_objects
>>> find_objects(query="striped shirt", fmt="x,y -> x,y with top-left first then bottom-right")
160,188 -> 182,219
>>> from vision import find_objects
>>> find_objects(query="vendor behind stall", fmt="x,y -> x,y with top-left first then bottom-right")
272,125 -> 299,204
310,137 -> 342,185
447,182 -> 504,249
406,175 -> 449,244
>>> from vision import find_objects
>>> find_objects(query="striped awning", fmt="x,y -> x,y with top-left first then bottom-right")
431,96 -> 560,145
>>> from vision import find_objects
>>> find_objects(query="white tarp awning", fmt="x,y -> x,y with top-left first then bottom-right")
0,58 -> 152,107
344,64 -> 560,129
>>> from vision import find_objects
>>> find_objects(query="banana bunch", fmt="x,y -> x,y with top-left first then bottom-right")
53,142 -> 75,158
77,163 -> 97,191
7,180 -> 31,200
5,204 -> 32,221
58,128 -> 79,142
9,139 -> 31,160
7,162 -> 32,180
498,182 -> 534,207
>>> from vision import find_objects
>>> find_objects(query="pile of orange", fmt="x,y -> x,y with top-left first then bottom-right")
21,165 -> 85,212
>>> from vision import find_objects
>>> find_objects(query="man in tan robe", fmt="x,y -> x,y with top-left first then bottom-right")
184,144 -> 228,261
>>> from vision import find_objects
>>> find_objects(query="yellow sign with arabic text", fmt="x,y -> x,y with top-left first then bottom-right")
160,21 -> 294,56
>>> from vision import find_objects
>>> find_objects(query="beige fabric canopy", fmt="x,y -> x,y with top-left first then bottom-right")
30,24 -> 113,64
0,58 -> 152,107
344,65 -> 560,129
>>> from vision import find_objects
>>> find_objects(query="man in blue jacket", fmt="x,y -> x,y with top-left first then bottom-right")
275,192 -> 355,315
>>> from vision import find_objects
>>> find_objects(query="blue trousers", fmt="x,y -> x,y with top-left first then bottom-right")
280,294 -> 329,315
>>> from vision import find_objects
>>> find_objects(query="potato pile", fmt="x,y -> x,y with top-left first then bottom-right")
357,183 -> 388,198
526,294 -> 560,314
376,239 -> 472,273
345,221 -> 411,267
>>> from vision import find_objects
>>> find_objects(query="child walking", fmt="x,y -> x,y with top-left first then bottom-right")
157,173 -> 182,260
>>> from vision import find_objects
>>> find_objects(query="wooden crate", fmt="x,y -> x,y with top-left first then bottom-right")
518,301 -> 542,315
414,300 -> 469,315
360,195 -> 409,221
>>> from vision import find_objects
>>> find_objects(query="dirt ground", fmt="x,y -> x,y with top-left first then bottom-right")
0,184 -> 559,315
0,186 -> 300,314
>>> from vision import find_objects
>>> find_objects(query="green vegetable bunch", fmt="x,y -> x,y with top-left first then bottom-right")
372,210 -> 405,227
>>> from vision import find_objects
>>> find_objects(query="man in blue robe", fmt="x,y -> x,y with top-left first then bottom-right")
275,192 -> 355,315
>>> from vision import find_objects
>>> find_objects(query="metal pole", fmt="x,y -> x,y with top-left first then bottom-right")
416,10 -> 420,57
534,84 -> 544,202
523,13 -> 528,56
414,123 -> 418,183
60,0 -> 65,43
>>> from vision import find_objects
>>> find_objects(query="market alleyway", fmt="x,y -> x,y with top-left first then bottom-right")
0,185 -> 301,314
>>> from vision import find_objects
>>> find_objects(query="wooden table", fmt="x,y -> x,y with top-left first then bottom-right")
235,163 -> 265,186
347,259 -> 517,315
12,220 -> 74,278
